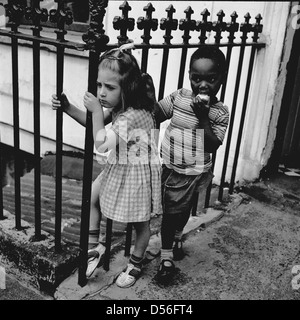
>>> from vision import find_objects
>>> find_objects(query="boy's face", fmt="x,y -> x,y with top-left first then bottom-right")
189,58 -> 224,97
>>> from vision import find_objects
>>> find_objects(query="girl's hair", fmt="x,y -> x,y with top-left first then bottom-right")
189,46 -> 227,74
98,47 -> 154,112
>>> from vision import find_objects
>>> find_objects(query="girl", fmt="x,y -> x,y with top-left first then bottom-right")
51,43 -> 162,288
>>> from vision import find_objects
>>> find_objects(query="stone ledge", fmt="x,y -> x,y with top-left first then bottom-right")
0,210 -> 80,296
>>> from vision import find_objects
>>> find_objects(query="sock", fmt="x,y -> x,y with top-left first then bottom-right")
174,230 -> 183,242
129,254 -> 143,269
88,229 -> 100,249
98,231 -> 106,246
160,249 -> 173,266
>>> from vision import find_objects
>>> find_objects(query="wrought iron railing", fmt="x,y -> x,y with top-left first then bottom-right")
0,0 -> 264,287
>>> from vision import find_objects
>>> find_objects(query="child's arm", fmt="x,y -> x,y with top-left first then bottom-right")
153,102 -> 167,129
51,93 -> 112,126
83,92 -> 117,153
191,97 -> 221,153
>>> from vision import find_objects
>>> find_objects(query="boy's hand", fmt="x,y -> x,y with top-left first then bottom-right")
51,93 -> 70,111
190,95 -> 210,120
83,92 -> 101,113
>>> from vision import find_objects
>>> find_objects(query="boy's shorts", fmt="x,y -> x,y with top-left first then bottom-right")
161,165 -> 214,215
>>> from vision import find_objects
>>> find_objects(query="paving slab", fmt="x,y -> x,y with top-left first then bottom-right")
54,208 -> 225,300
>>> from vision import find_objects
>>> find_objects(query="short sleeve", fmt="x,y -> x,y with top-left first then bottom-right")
158,90 -> 179,119
210,103 -> 229,144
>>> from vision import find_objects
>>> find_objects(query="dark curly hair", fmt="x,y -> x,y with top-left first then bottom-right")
190,46 -> 227,75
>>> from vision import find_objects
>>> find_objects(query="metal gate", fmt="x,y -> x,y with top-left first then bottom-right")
0,0 -> 264,286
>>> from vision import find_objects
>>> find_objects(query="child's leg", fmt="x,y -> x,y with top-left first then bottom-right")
115,221 -> 150,288
88,178 -> 102,249
86,178 -> 105,278
131,220 -> 151,261
160,213 -> 177,261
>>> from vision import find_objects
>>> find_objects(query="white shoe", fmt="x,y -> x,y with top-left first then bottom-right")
86,243 -> 105,278
115,263 -> 142,288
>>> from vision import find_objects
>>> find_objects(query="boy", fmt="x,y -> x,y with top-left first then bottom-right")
153,46 -> 229,283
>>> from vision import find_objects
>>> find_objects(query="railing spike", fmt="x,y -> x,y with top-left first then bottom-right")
212,9 -> 226,44
113,0 -> 135,45
240,12 -> 252,43
179,6 -> 196,44
160,4 -> 178,45
196,8 -> 212,44
226,11 -> 239,43
5,0 -> 26,32
252,13 -> 263,42
137,2 -> 158,45
82,0 -> 109,52
25,0 -> 48,34
49,0 -> 73,41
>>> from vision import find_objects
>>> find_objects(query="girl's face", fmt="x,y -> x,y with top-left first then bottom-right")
189,58 -> 224,97
97,66 -> 122,110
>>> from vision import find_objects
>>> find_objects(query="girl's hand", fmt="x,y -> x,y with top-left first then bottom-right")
83,91 -> 101,113
51,93 -> 70,111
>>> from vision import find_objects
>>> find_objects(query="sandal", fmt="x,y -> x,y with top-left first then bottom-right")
156,259 -> 175,284
115,263 -> 142,288
86,243 -> 106,278
173,240 -> 185,261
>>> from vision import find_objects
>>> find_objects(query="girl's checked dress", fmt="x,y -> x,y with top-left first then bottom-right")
96,108 -> 162,223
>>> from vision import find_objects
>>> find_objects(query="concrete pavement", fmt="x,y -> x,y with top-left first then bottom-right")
54,172 -> 300,301
1,169 -> 300,301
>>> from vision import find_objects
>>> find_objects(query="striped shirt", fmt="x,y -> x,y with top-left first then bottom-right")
158,88 -> 229,175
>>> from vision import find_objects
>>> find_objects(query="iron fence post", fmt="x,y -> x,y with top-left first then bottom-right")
51,0 -> 73,252
6,0 -> 26,230
79,0 -> 109,287
137,3 -> 158,73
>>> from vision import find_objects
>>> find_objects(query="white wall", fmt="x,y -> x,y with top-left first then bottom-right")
0,1 -> 293,185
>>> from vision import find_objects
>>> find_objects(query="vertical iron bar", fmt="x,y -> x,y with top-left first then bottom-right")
220,47 -> 233,102
204,152 -> 217,208
141,48 -> 149,73
32,25 -> 42,240
202,11 -> 226,208
158,48 -> 169,101
124,223 -> 133,256
52,0 -> 73,252
78,0 -> 110,286
205,47 -> 232,207
11,35 -> 22,230
217,12 -> 239,201
104,218 -> 113,271
78,49 -> 99,286
217,47 -> 234,202
177,47 -> 187,89
218,45 -> 246,200
54,44 -> 64,252
229,46 -> 257,193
